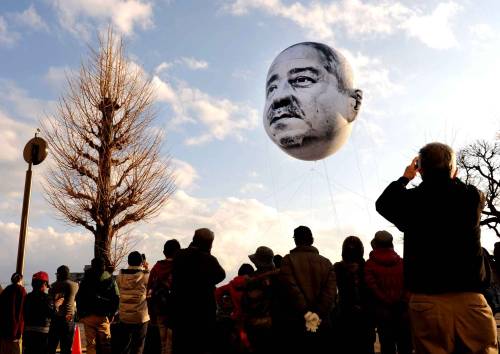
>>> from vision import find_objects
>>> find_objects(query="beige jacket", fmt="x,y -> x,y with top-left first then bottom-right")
117,266 -> 150,324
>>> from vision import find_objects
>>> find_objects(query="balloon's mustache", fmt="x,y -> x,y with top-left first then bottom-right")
266,96 -> 305,125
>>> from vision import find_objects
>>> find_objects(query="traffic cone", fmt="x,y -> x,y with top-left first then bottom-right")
72,324 -> 82,354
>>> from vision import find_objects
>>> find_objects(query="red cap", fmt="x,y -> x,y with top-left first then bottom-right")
32,271 -> 49,283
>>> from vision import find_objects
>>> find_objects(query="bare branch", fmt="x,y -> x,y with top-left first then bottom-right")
42,27 -> 176,267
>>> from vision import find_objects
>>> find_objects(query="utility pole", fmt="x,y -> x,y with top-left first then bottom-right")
16,129 -> 48,274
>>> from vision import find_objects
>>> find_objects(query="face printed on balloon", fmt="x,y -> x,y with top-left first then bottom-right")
264,42 -> 362,161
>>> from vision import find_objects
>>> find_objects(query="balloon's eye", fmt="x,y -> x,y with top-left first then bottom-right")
291,76 -> 315,87
267,85 -> 277,97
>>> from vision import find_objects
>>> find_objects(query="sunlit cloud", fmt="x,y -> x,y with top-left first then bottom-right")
222,0 -> 461,49
152,76 -> 258,145
50,0 -> 153,38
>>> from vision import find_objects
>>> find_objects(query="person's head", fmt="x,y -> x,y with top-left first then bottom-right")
273,254 -> 283,268
341,236 -> 364,263
10,272 -> 23,285
249,246 -> 275,270
418,142 -> 457,181
237,263 -> 255,276
371,230 -> 394,249
32,271 -> 49,291
264,42 -> 363,161
128,251 -> 143,267
56,265 -> 70,281
192,228 -> 215,253
293,225 -> 314,246
163,239 -> 181,258
91,257 -> 106,275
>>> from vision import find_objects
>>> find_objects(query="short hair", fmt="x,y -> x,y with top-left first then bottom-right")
91,257 -> 106,273
293,225 -> 314,246
32,279 -> 46,290
163,239 -> 181,258
237,263 -> 255,276
57,265 -> 70,280
192,228 -> 214,252
286,42 -> 353,93
11,273 -> 22,284
419,142 -> 456,181
128,251 -> 143,266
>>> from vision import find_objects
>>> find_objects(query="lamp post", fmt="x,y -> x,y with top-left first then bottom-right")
16,129 -> 48,274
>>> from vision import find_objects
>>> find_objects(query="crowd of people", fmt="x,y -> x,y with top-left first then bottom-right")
0,142 -> 498,354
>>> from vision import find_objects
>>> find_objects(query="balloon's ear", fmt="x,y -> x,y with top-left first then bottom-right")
347,89 -> 363,122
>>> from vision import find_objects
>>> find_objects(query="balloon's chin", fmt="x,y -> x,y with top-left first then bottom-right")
268,122 -> 353,161
268,118 -> 310,148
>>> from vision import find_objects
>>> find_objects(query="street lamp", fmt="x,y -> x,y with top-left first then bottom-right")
16,129 -> 48,274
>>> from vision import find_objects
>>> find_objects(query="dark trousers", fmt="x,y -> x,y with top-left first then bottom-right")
112,321 -> 148,354
23,331 -> 49,354
48,317 -> 75,354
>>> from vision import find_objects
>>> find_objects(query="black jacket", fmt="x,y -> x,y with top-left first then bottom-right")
24,290 -> 54,333
376,177 -> 487,294
171,245 -> 225,329
76,270 -> 119,318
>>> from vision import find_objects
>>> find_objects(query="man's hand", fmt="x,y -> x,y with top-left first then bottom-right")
403,157 -> 419,180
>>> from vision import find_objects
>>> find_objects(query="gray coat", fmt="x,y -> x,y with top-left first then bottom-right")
280,245 -> 337,320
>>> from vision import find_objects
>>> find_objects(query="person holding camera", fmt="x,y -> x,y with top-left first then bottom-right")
376,142 -> 497,353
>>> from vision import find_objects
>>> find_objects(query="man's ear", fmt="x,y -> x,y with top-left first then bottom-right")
347,89 -> 363,122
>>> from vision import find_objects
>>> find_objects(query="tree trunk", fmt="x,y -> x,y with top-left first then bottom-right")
94,226 -> 112,270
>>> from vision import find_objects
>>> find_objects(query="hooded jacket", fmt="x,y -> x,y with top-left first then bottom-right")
365,248 -> 406,305
117,266 -> 150,324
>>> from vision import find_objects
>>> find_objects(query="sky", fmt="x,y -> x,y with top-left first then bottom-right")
0,0 -> 499,287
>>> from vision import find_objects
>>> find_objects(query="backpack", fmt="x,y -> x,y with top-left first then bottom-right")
150,281 -> 172,317
241,273 -> 274,330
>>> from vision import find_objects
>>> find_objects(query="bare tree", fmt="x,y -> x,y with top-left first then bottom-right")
458,140 -> 500,236
44,29 -> 175,267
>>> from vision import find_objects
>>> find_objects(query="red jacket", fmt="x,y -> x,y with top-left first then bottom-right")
215,275 -> 248,321
0,283 -> 26,340
365,248 -> 407,304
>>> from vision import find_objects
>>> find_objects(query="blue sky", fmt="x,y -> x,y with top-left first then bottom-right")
1,0 -> 499,286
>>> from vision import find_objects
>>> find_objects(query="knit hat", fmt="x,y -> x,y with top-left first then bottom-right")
32,271 -> 49,283
249,246 -> 275,268
372,230 -> 394,248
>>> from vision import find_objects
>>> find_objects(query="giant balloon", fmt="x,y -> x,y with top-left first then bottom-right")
263,42 -> 363,161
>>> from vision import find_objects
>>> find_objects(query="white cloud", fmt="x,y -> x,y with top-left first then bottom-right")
0,16 -> 18,45
469,23 -> 497,42
13,5 -> 49,31
154,57 -> 209,74
142,188 -> 391,279
171,159 -> 199,190
223,0 -> 462,49
342,50 -> 403,99
50,0 -> 153,38
0,80 -> 55,120
0,221 -> 93,286
180,57 -> 209,70
240,182 -> 265,194
44,66 -> 73,91
155,61 -> 173,74
152,76 -> 258,145
403,2 -> 461,49
0,111 -> 32,162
